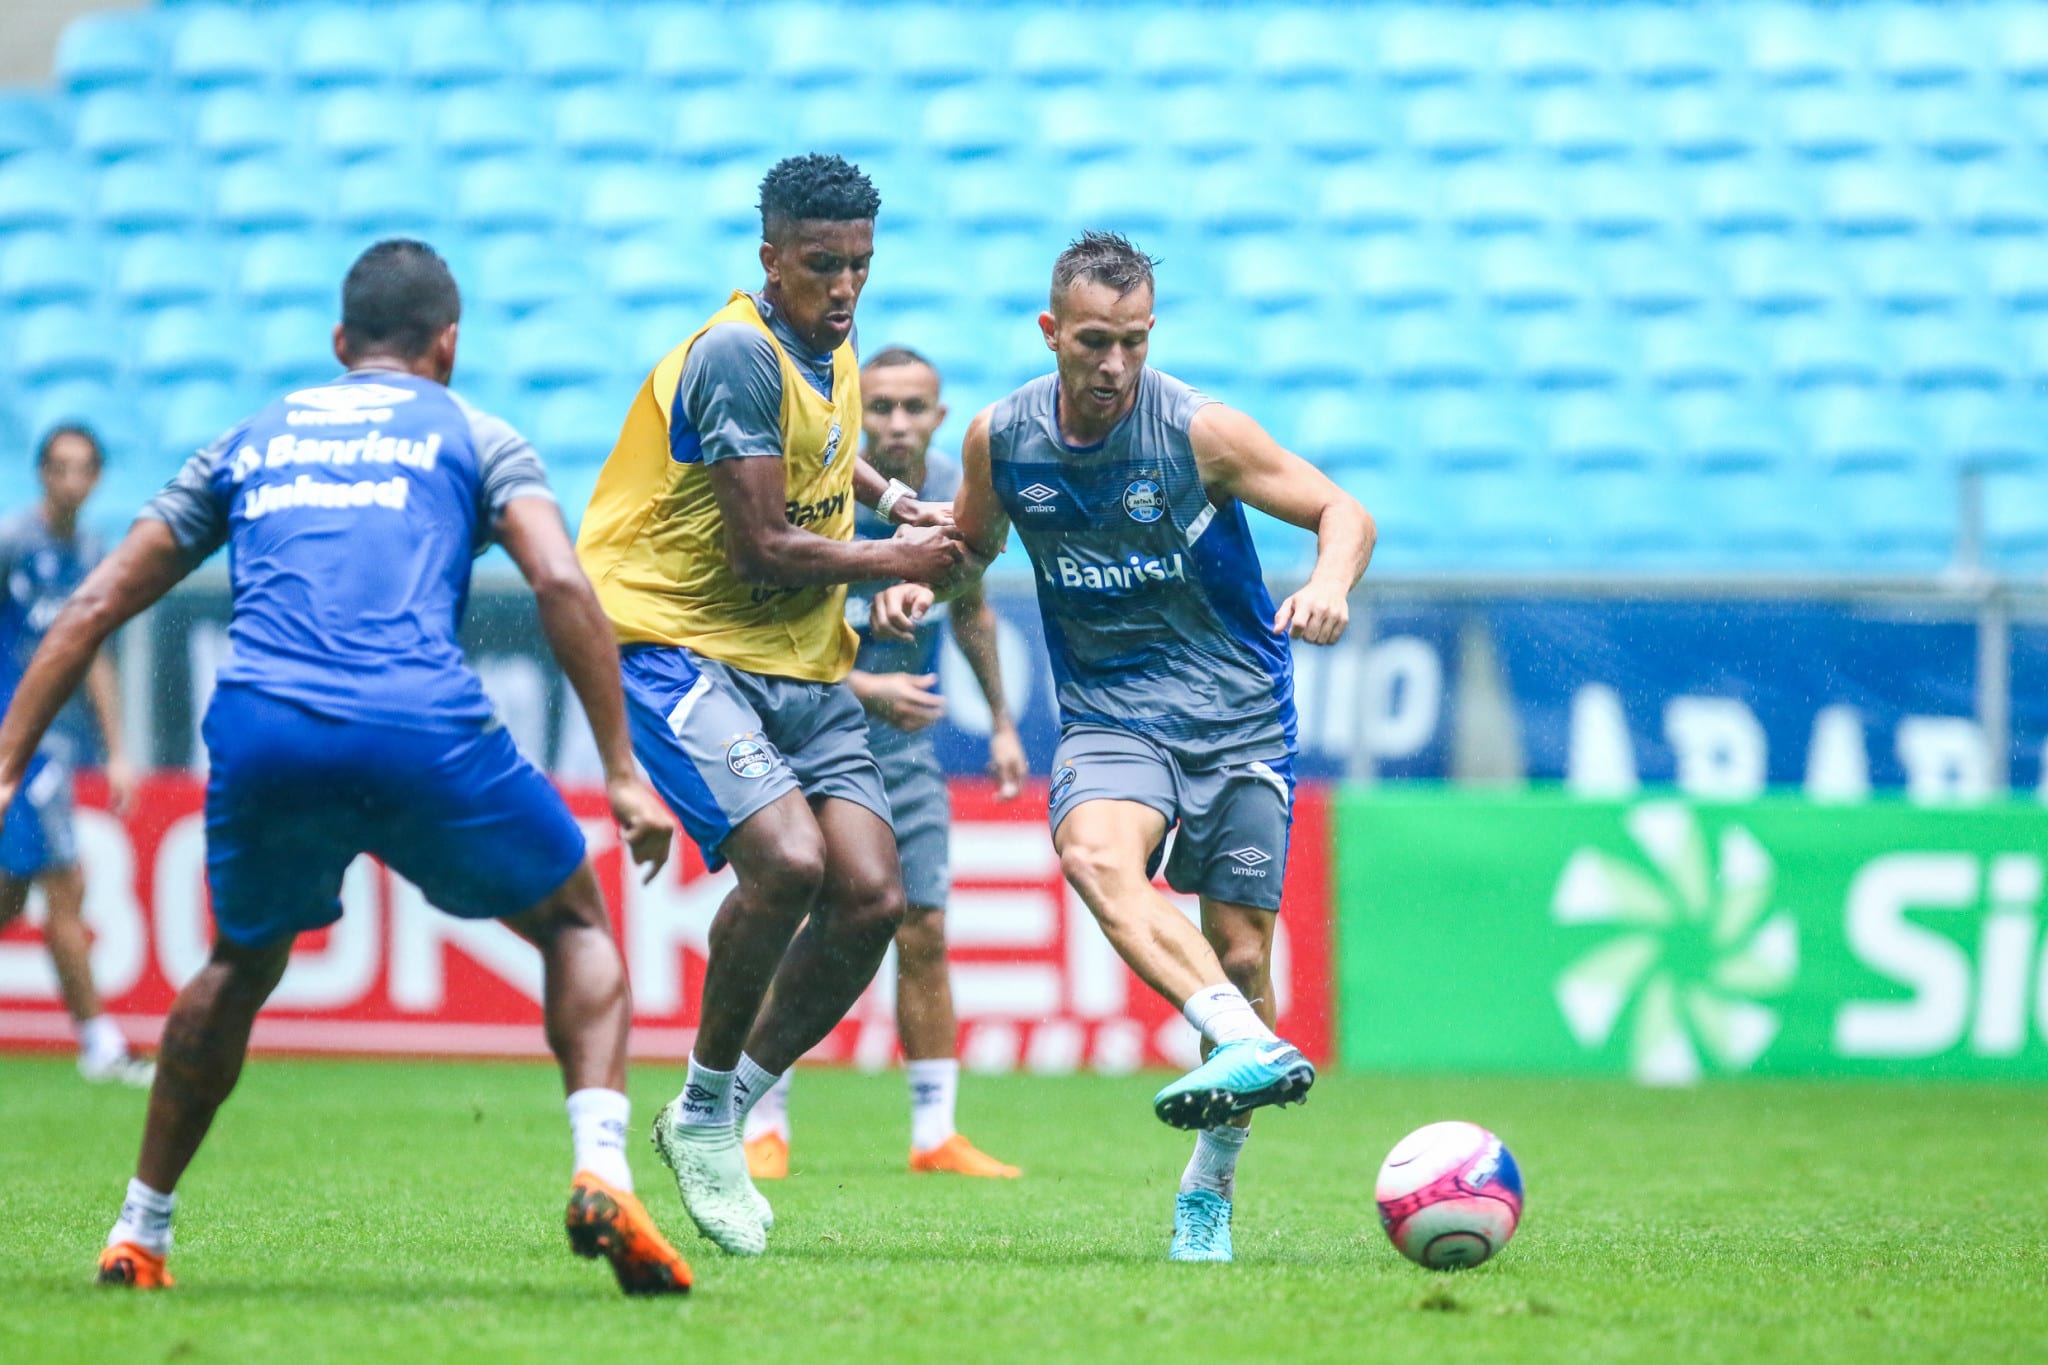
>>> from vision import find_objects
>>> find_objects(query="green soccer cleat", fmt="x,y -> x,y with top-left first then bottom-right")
1152,1038 -> 1316,1131
1170,1190 -> 1234,1263
651,1100 -> 768,1256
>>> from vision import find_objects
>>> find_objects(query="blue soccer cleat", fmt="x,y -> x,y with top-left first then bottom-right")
1170,1189 -> 1234,1263
1152,1038 -> 1316,1131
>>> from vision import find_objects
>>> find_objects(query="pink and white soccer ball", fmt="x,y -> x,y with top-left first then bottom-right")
1376,1121 -> 1524,1270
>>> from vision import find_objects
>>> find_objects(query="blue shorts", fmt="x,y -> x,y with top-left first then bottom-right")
0,750 -> 77,879
202,684 -> 588,949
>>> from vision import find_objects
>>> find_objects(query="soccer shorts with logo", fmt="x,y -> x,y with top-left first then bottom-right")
202,684 -> 588,949
1047,724 -> 1294,913
873,739 -> 949,909
0,748 -> 78,878
619,645 -> 891,870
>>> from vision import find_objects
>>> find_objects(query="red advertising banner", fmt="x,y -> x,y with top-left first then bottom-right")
0,775 -> 1332,1071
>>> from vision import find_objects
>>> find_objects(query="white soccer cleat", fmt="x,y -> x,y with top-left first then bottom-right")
651,1100 -> 768,1256
79,1053 -> 155,1089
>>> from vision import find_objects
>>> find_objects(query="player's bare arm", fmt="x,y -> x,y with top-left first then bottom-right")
710,455 -> 963,590
1190,403 -> 1376,647
497,495 -> 673,882
0,520 -> 190,808
853,455 -> 952,529
949,577 -> 1026,799
871,408 -> 1005,639
85,647 -> 137,814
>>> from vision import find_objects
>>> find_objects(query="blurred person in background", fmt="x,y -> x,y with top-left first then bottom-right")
0,424 -> 146,1086
742,345 -> 1028,1181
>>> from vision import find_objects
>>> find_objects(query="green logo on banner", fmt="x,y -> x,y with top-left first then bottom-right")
1550,803 -> 1800,1085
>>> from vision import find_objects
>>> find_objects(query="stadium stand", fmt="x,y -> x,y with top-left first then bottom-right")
0,0 -> 2039,572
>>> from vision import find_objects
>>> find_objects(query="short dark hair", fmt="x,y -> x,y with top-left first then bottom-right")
758,154 -> 881,240
1051,230 -> 1158,308
340,239 -> 461,360
862,345 -> 937,376
37,423 -> 102,470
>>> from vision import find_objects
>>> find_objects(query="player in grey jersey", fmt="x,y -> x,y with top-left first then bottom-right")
742,346 -> 1027,1180
873,232 -> 1375,1263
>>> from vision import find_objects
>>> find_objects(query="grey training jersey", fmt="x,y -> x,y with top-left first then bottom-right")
988,370 -> 1296,763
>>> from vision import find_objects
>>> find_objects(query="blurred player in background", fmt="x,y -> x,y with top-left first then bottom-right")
742,345 -> 1027,1182
577,155 -> 965,1256
0,424 -> 147,1086
0,240 -> 691,1295
872,232 -> 1375,1263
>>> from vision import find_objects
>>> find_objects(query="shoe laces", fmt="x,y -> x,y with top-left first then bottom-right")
1176,1191 -> 1229,1241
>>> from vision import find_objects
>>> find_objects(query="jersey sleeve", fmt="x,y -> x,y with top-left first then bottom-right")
672,322 -> 785,464
137,436 -> 233,558
463,404 -> 555,528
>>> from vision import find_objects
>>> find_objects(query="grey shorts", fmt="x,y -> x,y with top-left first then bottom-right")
874,739 -> 950,909
620,645 -> 891,870
1048,724 -> 1295,913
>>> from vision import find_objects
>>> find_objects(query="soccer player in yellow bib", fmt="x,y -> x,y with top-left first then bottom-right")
578,155 -> 965,1256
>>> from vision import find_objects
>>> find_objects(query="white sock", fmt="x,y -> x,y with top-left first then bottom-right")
732,1053 -> 783,1127
907,1058 -> 959,1153
742,1071 -> 792,1142
108,1177 -> 175,1256
566,1088 -> 633,1191
676,1056 -> 734,1130
1182,984 -> 1276,1047
1180,1125 -> 1250,1201
78,1015 -> 127,1065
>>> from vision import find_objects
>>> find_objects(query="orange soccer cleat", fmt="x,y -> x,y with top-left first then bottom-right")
96,1242 -> 172,1289
909,1134 -> 1022,1179
744,1131 -> 789,1181
565,1172 -> 693,1295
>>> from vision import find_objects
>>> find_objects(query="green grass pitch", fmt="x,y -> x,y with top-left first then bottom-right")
4,1054 -> 2046,1364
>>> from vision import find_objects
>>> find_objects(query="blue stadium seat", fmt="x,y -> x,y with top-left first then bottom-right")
1222,241 -> 1322,312
1401,90 -> 1517,161
169,9 -> 278,88
1724,238 -> 1845,313
311,88 -> 420,162
1383,314 -> 1498,389
214,158 -> 326,234
1618,11 -> 1730,87
12,307 -> 122,385
889,9 -> 990,88
643,10 -> 751,87
1157,88 -> 1261,163
97,159 -> 207,233
860,257 -> 979,319
969,234 -> 1052,312
1475,238 -> 1591,313
1803,391 -> 1928,472
290,9 -> 389,88
1319,164 -> 1430,236
1133,13 -> 1240,87
698,163 -> 775,235
408,9 -> 516,86
1570,467 -> 1703,565
74,90 -> 176,162
581,166 -> 697,238
1251,12 -> 1364,87
866,308 -> 989,387
2023,316 -> 2048,387
919,89 -> 1023,160
1292,389 -> 1404,472
472,238 -> 596,317
605,235 -> 716,309
1498,12 -> 1606,87
1331,469 -> 1451,571
0,154 -> 89,232
1011,12 -> 1119,86
1437,469 -> 1577,566
1742,6 -> 1855,87
249,307 -> 338,390
529,385 -> 626,467
1245,313 -> 1365,388
239,234 -> 346,309
1907,91 -> 2012,162
1667,391 -> 1795,471
1528,89 -> 1639,162
434,87 -> 546,162
673,89 -> 788,164
1927,393 -> 2048,473
1985,240 -> 2048,312
1692,466 -> 1832,567
1836,467 -> 1958,569
151,379 -> 251,461
793,88 -> 898,160
1442,165 -> 1559,236
1653,91 -> 1760,162
1995,7 -> 2048,86
1640,320 -> 1760,390
1599,240 -> 1712,314
0,94 -> 57,161
946,161 -> 1058,235
1378,10 -> 1483,88
1415,394 -> 1531,469
333,157 -> 442,235
1695,160 -> 1808,235
513,6 -> 632,87
767,10 -> 875,87
1777,88 -> 1886,161
505,312 -> 613,390
1847,240 -> 1975,314
1820,163 -> 1935,237
1871,8 -> 1982,88
1189,164 -> 1301,235
1145,308 -> 1244,395
113,235 -> 226,311
55,13 -> 160,91
1895,319 -> 2015,391
0,234 -> 99,308
193,89 -> 297,162
1351,236 -> 1461,312
1954,165 -> 2048,236
1565,165 -> 1681,238
1767,317 -> 1889,389
556,88 -> 664,163
135,307 -> 239,384
455,159 -> 567,235
1277,89 -> 1386,162
1038,91 -> 1138,161
1544,393 -> 1669,471
1508,316 -> 1625,390
549,457 -> 603,534
23,380 -> 123,450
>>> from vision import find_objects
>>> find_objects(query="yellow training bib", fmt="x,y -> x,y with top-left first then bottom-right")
577,292 -> 861,682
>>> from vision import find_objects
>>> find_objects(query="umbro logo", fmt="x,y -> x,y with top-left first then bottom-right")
1019,482 -> 1060,512
1226,847 -> 1271,867
287,382 -> 416,411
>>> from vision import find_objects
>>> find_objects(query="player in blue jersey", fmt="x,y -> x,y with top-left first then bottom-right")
741,346 -> 1027,1181
0,241 -> 693,1295
872,233 -> 1376,1262
0,424 -> 149,1085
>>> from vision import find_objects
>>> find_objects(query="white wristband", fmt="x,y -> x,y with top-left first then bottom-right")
876,478 -> 916,524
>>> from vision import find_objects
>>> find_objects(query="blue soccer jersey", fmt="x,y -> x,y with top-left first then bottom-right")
0,508 -> 104,759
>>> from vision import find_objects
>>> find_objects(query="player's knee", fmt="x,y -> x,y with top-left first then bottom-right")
1058,838 -> 1134,904
895,906 -> 946,966
830,866 -> 905,946
756,840 -> 827,909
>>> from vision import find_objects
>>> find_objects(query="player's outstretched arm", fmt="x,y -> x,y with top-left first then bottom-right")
708,456 -> 963,590
871,409 -> 1008,640
853,456 -> 952,529
1191,404 -> 1376,647
0,520 -> 190,807
497,496 -> 673,882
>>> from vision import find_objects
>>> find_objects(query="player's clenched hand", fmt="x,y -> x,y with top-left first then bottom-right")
871,583 -> 935,642
1272,580 -> 1351,646
104,754 -> 139,817
862,672 -> 946,733
607,774 -> 675,883
892,524 -> 967,585
988,722 -> 1027,801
